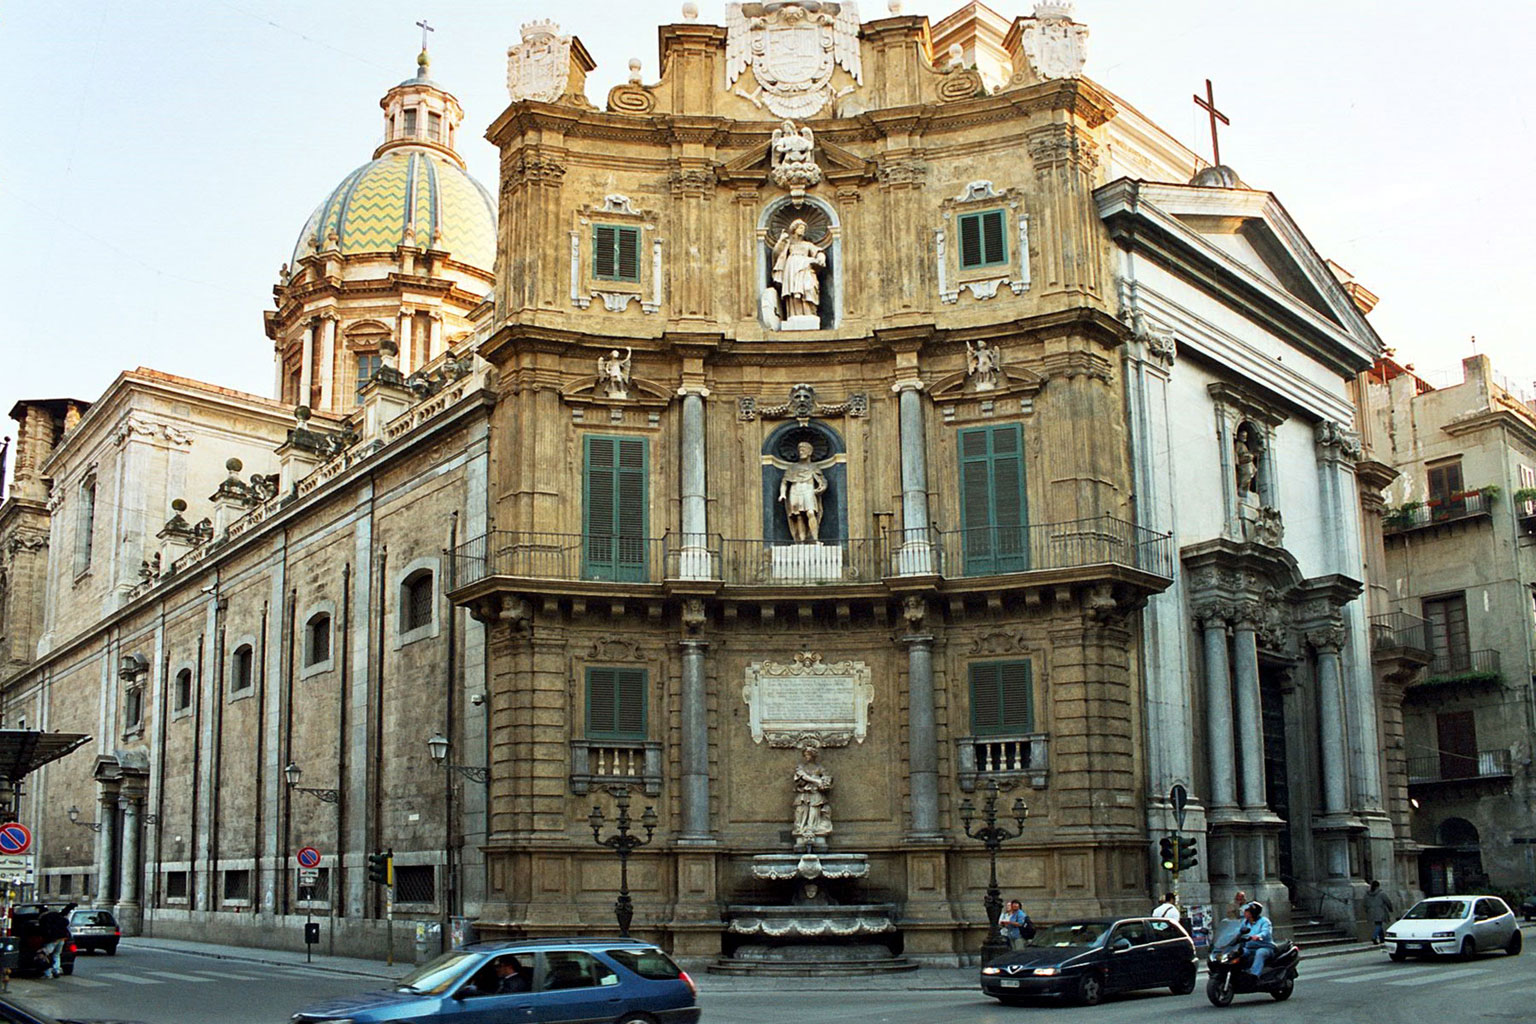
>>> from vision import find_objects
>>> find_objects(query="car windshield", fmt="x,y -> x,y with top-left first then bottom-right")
0,996 -> 64,1024
394,950 -> 480,994
1405,900 -> 1468,920
1029,922 -> 1109,948
70,911 -> 113,926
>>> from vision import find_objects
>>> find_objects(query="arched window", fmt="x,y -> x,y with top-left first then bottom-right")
174,669 -> 193,712
401,570 -> 434,633
305,613 -> 332,667
230,644 -> 254,693
74,476 -> 98,574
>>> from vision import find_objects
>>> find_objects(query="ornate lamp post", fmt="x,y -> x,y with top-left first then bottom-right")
66,805 -> 103,834
427,733 -> 489,784
959,778 -> 1029,962
587,784 -> 657,937
284,762 -> 339,803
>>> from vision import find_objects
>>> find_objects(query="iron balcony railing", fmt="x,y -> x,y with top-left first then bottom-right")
1369,611 -> 1430,654
1383,489 -> 1494,535
450,515 -> 1174,590
1424,648 -> 1501,682
1407,748 -> 1512,785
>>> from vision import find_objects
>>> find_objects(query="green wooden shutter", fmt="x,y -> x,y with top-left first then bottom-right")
970,661 -> 1033,736
958,424 -> 1029,574
593,225 -> 641,282
593,225 -> 617,279
586,667 -> 646,740
616,227 -> 640,282
583,435 -> 648,582
958,210 -> 1008,270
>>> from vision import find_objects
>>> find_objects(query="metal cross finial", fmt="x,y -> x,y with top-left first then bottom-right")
416,19 -> 435,50
1193,79 -> 1230,168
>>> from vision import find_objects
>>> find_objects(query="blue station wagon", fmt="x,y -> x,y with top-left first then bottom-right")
290,938 -> 700,1024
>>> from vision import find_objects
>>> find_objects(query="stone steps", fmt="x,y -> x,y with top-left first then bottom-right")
1290,919 -> 1357,949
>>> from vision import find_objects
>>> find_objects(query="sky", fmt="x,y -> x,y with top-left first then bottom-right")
3,0 -> 1535,473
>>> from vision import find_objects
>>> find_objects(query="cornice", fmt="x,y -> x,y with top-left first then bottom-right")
1442,406 -> 1536,450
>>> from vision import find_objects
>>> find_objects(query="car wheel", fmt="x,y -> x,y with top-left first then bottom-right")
106,944 -> 117,956
1206,976 -> 1234,1008
1076,972 -> 1103,1006
1272,977 -> 1294,1001
1459,938 -> 1476,962
615,1015 -> 657,1024
1389,949 -> 1409,962
62,964 -> 74,976
1170,967 -> 1197,996
1505,930 -> 1522,956
996,996 -> 1027,1006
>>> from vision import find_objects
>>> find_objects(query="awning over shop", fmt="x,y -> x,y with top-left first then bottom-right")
0,730 -> 92,783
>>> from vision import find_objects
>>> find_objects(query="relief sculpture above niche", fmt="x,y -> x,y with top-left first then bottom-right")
725,2 -> 863,120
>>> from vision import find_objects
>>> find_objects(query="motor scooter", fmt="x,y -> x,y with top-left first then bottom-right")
1206,918 -> 1301,1006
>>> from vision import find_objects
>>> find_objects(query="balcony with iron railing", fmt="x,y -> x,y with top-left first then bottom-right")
1406,649 -> 1503,698
1369,611 -> 1430,657
1383,488 -> 1495,536
1406,748 -> 1512,787
448,515 -> 1175,594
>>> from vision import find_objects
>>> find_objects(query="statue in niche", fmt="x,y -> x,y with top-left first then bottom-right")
792,744 -> 834,851
1235,424 -> 1260,501
778,440 -> 830,542
966,340 -> 1002,390
771,219 -> 828,327
597,347 -> 632,399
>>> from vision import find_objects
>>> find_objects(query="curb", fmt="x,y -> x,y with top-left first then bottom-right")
122,939 -> 403,981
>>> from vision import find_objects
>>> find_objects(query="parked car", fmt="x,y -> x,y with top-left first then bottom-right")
980,917 -> 1198,1006
1384,895 -> 1521,961
67,909 -> 121,955
0,992 -> 145,1024
1519,895 -> 1536,922
8,903 -> 77,977
289,937 -> 699,1024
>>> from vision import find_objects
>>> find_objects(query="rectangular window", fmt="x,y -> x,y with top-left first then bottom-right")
1436,709 -> 1478,780
402,109 -> 418,136
165,871 -> 188,900
1427,460 -> 1465,514
393,864 -> 435,904
174,669 -> 193,712
1422,593 -> 1470,672
592,225 -> 641,283
75,479 -> 97,574
223,869 -> 250,902
586,667 -> 647,741
355,352 -> 382,392
969,660 -> 1033,736
957,209 -> 1008,270
427,111 -> 442,141
124,688 -> 143,731
306,614 -> 331,667
957,423 -> 1029,575
582,435 -> 648,582
231,645 -> 254,693
1520,465 -> 1536,515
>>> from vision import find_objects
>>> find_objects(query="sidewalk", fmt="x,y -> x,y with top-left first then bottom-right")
120,934 -> 1383,993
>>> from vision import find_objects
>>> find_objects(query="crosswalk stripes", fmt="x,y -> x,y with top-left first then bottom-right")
190,969 -> 265,980
96,971 -> 161,985
144,970 -> 216,982
1385,966 -> 1487,987
1479,972 -> 1532,987
60,976 -> 110,988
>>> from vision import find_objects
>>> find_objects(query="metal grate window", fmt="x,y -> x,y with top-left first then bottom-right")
166,871 -> 188,900
223,869 -> 251,902
297,867 -> 330,903
402,571 -> 434,633
231,644 -> 254,692
393,864 -> 435,904
306,614 -> 331,666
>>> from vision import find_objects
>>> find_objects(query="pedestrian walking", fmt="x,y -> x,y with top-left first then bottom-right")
38,903 -> 72,979
998,899 -> 1032,951
1363,880 -> 1393,944
1153,891 -> 1180,923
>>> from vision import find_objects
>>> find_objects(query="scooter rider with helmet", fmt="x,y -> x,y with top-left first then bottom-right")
1234,902 -> 1275,977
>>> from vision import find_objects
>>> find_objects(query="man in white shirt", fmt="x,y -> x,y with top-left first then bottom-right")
1153,892 -> 1180,923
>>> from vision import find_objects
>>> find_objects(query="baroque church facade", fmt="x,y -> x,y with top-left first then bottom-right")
0,2 -> 1413,962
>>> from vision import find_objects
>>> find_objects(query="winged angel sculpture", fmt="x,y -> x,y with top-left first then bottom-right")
725,2 -> 863,121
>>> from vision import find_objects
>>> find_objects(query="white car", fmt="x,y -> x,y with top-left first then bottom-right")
1384,895 -> 1522,961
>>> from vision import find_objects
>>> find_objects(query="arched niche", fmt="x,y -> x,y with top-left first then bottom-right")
756,197 -> 841,331
761,420 -> 846,544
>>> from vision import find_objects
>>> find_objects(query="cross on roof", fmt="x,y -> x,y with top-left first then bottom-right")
1193,79 -> 1230,168
416,19 -> 435,51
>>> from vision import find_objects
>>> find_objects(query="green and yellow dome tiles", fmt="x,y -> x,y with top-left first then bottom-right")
293,150 -> 495,269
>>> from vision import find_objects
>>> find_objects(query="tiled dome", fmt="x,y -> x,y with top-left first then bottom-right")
293,150 -> 495,269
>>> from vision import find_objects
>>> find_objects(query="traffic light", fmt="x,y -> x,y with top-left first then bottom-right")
1177,836 -> 1200,872
1159,834 -> 1177,872
366,850 -> 393,886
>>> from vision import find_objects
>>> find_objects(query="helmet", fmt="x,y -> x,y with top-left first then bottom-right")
1244,901 -> 1264,916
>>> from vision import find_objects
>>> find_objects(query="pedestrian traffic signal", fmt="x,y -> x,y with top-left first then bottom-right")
1159,835 -> 1177,872
366,850 -> 393,886
1177,836 -> 1200,872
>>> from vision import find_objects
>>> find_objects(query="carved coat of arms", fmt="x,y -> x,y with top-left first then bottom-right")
507,20 -> 571,103
725,2 -> 863,120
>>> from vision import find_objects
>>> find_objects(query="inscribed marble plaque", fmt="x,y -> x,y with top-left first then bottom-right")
742,651 -> 873,747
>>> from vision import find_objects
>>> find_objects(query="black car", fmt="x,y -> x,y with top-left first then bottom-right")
67,909 -> 120,955
8,903 -> 77,977
1520,896 -> 1536,923
0,992 -> 145,1024
981,917 -> 1198,1006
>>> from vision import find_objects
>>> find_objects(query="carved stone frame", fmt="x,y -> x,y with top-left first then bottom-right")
936,180 -> 1031,305
742,651 -> 873,748
571,194 -> 663,315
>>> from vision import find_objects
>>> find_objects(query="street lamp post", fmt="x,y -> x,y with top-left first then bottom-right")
66,806 -> 103,834
958,778 -> 1029,963
587,784 -> 657,937
284,762 -> 339,804
427,733 -> 489,784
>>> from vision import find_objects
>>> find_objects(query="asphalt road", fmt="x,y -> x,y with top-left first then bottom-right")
5,941 -> 1534,1023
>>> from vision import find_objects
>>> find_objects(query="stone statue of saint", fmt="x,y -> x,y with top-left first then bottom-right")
771,219 -> 827,324
792,744 -> 833,850
1235,425 -> 1259,498
778,440 -> 829,542
597,347 -> 632,399
966,340 -> 1002,390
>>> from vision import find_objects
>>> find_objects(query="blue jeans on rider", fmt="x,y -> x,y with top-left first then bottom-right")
1246,942 -> 1272,977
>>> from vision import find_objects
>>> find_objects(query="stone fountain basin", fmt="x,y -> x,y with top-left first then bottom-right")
748,852 -> 870,880
726,904 -> 897,937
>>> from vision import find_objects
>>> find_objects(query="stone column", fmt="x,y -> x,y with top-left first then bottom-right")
298,320 -> 315,407
1201,608 -> 1238,814
678,389 -> 710,579
318,315 -> 337,412
398,311 -> 414,374
895,382 -> 934,574
1311,627 -> 1351,817
1232,605 -> 1267,812
904,628 -> 942,841
96,791 -> 116,902
116,794 -> 142,934
1214,413 -> 1239,539
428,313 -> 443,363
678,636 -> 712,843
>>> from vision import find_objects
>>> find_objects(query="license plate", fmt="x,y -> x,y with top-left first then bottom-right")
1403,943 -> 1424,950
1000,980 -> 1021,988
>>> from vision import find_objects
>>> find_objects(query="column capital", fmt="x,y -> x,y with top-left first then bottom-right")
890,379 -> 925,395
1231,601 -> 1264,631
1314,420 -> 1363,465
676,384 -> 711,398
1307,625 -> 1347,653
1193,601 -> 1230,629
901,633 -> 935,648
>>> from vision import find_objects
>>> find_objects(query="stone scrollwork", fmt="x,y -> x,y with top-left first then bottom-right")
506,20 -> 574,103
1307,624 -> 1347,653
1314,420 -> 1363,463
745,384 -> 868,423
724,1 -> 863,121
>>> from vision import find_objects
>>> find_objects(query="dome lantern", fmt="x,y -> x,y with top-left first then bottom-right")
376,45 -> 467,169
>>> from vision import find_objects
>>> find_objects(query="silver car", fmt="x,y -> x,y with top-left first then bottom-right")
67,908 -> 120,955
1384,895 -> 1521,961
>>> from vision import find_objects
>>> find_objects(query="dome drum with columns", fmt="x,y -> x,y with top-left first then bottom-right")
266,49 -> 497,418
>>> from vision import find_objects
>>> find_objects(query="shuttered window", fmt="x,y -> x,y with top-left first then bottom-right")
586,667 -> 647,740
969,661 -> 1033,736
583,435 -> 648,582
957,209 -> 1008,270
958,424 -> 1029,575
593,225 -> 642,282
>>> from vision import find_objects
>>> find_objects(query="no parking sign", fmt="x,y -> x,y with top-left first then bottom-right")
296,846 -> 321,869
0,824 -> 31,856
